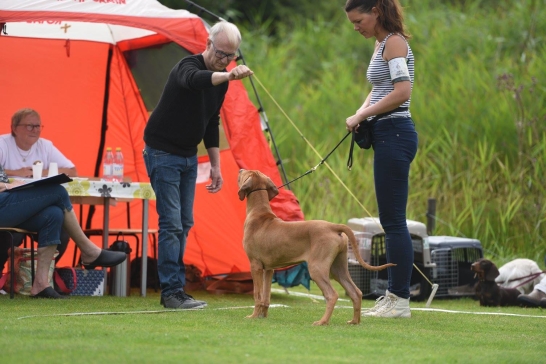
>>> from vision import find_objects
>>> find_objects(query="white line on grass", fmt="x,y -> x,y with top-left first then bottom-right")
334,305 -> 546,318
17,288 -> 545,320
285,290 -> 546,319
15,289 -> 338,320
215,304 -> 289,310
19,304 -> 545,320
411,307 -> 546,318
16,304 -> 290,320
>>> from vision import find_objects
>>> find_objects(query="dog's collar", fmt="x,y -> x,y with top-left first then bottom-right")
247,188 -> 268,196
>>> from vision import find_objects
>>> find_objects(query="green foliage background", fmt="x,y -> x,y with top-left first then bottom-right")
163,0 -> 546,263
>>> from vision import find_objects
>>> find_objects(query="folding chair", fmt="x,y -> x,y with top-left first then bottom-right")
0,227 -> 37,299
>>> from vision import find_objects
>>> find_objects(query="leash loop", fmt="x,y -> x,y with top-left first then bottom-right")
347,131 -> 356,171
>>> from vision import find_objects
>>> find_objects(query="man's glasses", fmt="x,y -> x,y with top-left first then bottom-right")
18,124 -> 44,131
211,41 -> 238,61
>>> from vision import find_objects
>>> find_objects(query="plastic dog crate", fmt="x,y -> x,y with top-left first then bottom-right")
427,236 -> 483,298
346,217 -> 433,301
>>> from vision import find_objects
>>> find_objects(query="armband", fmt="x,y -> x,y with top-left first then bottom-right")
388,57 -> 410,83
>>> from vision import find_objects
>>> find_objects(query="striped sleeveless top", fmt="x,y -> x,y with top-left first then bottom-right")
366,33 -> 414,120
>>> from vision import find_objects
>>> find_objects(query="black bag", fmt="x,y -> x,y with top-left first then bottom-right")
353,107 -> 409,150
354,123 -> 373,150
109,233 -> 132,255
347,107 -> 409,170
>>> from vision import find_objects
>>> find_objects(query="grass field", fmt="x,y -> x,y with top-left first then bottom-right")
2,283 -> 545,363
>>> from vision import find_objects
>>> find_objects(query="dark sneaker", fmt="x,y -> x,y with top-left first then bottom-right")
160,292 -> 206,306
184,292 -> 207,306
517,289 -> 546,308
161,291 -> 207,309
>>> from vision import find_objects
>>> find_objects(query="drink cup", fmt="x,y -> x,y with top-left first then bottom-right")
32,163 -> 43,180
48,162 -> 58,177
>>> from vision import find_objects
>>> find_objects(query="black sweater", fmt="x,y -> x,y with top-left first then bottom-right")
143,54 -> 228,157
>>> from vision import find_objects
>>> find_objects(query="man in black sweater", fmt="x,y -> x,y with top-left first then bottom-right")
143,21 -> 253,309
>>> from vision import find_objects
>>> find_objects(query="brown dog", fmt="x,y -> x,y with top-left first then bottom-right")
237,169 -> 395,325
471,258 -> 521,307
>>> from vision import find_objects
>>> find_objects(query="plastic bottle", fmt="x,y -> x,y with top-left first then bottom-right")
102,147 -> 114,181
113,147 -> 124,182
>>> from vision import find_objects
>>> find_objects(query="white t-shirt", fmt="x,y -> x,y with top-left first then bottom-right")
0,134 -> 75,170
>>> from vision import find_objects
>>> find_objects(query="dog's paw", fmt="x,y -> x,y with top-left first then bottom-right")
246,313 -> 267,319
312,320 -> 329,326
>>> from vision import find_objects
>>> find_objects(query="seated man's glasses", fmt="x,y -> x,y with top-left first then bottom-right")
211,41 -> 239,61
18,124 -> 44,131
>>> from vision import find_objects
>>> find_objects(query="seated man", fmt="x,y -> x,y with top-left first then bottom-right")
0,108 -> 77,266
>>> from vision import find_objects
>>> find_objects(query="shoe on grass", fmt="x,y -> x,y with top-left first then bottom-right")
362,290 -> 389,316
370,292 -> 411,318
161,291 -> 207,309
517,289 -> 546,308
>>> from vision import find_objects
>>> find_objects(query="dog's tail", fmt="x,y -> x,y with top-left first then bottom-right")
341,225 -> 396,271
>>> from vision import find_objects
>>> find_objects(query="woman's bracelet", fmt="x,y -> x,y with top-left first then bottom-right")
3,183 -> 8,191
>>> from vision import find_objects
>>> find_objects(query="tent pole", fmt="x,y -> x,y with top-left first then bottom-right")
86,45 -> 114,229
238,50 -> 290,189
183,1 -> 291,188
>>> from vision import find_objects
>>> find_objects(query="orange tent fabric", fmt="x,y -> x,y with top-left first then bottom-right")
0,0 -> 304,277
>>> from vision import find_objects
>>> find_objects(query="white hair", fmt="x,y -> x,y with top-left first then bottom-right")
209,21 -> 241,46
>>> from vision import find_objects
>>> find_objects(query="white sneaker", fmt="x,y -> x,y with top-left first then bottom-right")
361,290 -> 390,316
370,292 -> 411,318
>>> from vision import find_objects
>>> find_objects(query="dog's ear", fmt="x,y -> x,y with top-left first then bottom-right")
485,262 -> 500,281
238,176 -> 252,201
266,177 -> 279,201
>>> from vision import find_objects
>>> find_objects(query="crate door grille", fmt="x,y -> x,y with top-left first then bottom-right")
430,248 -> 458,297
368,234 -> 388,296
347,234 -> 386,297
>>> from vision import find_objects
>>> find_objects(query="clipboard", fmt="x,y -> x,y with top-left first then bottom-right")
7,174 -> 73,192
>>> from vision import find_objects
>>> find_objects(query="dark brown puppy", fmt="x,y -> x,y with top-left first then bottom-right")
471,258 -> 521,307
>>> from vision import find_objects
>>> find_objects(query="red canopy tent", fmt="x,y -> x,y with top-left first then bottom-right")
0,0 -> 304,278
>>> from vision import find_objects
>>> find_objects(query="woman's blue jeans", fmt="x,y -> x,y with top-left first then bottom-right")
143,145 -> 197,297
372,117 -> 418,299
0,184 -> 72,248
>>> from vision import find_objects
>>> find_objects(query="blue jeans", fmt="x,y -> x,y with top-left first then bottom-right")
0,184 -> 73,248
143,145 -> 197,297
372,117 -> 418,299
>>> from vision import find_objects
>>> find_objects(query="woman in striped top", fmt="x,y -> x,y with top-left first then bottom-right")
345,0 -> 418,318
